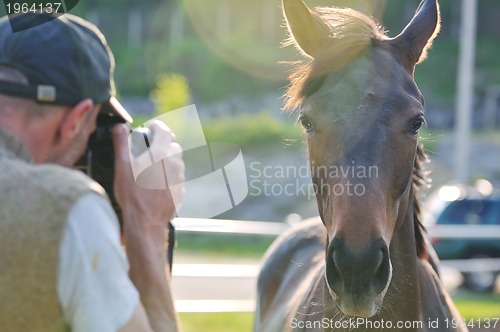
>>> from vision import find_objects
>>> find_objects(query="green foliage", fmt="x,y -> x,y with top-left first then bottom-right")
132,110 -> 302,150
415,39 -> 460,103
415,38 -> 500,104
113,43 -> 153,96
167,37 -> 282,102
47,0 -> 500,106
201,111 -> 302,148
151,73 -> 191,114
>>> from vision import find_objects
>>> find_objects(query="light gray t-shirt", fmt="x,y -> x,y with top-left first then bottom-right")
57,193 -> 139,332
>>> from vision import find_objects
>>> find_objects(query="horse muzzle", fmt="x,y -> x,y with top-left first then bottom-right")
325,237 -> 392,317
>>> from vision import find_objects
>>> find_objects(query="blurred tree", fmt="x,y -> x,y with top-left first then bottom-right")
151,73 -> 191,114
63,0 -> 500,103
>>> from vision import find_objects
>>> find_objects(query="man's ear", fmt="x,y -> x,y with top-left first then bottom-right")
55,98 -> 95,144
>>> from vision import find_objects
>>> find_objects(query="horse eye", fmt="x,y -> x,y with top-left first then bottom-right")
410,116 -> 426,133
299,115 -> 313,132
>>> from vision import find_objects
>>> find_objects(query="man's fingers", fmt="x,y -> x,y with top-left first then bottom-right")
112,123 -> 130,165
146,121 -> 183,162
147,120 -> 173,137
169,142 -> 183,158
113,121 -> 185,188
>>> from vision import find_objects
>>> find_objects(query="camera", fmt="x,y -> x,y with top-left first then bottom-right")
75,113 -> 176,269
75,113 -> 126,222
75,113 -> 151,223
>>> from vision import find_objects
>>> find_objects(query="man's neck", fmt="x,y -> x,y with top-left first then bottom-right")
0,126 -> 33,162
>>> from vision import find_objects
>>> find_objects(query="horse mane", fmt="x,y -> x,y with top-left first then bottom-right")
413,144 -> 430,259
284,6 -> 431,259
283,6 -> 387,111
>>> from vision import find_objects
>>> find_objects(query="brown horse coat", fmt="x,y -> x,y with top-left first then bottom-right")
255,0 -> 466,331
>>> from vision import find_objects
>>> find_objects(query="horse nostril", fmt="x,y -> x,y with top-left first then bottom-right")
325,239 -> 343,293
371,245 -> 391,293
374,249 -> 384,271
326,238 -> 391,296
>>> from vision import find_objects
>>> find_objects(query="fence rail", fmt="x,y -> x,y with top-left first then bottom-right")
173,218 -> 500,273
173,217 -> 288,236
172,217 -> 500,313
174,217 -> 500,239
426,225 -> 500,239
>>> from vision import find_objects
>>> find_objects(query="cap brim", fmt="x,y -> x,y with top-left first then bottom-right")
102,97 -> 133,123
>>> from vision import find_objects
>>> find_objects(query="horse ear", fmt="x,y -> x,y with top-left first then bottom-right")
282,0 -> 330,58
391,0 -> 441,73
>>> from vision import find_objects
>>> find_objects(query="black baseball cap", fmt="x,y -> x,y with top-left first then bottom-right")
0,12 -> 133,123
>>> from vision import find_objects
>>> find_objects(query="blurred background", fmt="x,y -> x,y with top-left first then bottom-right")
64,0 -> 500,219
5,0 -> 500,330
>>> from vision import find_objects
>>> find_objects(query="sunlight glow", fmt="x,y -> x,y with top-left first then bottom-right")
438,185 -> 464,202
475,179 -> 493,196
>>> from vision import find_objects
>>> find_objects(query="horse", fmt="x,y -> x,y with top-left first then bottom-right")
255,0 -> 467,331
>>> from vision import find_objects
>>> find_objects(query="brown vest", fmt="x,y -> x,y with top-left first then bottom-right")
0,127 -> 107,332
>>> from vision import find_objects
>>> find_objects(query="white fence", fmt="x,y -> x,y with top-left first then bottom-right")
172,218 -> 500,273
426,225 -> 500,240
426,224 -> 500,272
171,218 -> 500,313
173,218 -> 288,236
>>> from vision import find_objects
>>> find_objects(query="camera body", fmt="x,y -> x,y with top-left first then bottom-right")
75,114 -> 176,269
75,113 -> 153,222
75,113 -> 125,222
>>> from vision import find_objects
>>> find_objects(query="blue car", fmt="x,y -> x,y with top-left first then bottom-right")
424,182 -> 500,293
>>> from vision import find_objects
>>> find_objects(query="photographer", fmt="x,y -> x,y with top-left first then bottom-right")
0,13 -> 183,332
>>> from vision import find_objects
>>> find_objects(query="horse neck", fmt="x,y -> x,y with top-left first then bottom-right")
381,188 -> 422,322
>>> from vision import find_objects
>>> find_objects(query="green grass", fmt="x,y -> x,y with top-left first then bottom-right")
179,312 -> 254,332
453,293 -> 500,319
177,295 -> 499,332
176,233 -> 275,259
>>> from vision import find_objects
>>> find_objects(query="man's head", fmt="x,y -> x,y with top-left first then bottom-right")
0,13 -> 132,166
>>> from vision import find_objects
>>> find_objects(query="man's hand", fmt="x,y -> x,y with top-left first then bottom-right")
112,120 -> 184,332
112,121 -> 185,224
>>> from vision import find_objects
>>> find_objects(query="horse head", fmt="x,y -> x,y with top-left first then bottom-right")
282,0 -> 440,318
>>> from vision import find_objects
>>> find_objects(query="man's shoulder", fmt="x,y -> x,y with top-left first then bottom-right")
36,163 -> 105,196
2,158 -> 106,203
